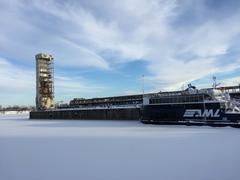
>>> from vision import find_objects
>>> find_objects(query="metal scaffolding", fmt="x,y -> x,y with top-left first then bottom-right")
35,53 -> 54,110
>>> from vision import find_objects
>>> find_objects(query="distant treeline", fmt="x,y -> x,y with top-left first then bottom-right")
0,105 -> 35,112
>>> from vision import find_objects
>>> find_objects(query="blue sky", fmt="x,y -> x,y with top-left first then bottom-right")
1,0 -> 240,106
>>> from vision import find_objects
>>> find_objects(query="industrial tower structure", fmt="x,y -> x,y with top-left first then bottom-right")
35,53 -> 54,110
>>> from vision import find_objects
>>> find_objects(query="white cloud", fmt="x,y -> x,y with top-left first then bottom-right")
220,76 -> 240,87
0,0 -> 109,69
0,58 -> 34,92
0,57 -> 107,106
1,0 -> 240,96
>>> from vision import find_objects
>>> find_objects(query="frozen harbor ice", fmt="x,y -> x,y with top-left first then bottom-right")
0,113 -> 240,180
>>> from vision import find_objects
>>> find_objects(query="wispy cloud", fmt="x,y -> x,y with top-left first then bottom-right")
0,57 -> 108,105
0,57 -> 34,92
1,0 -> 240,105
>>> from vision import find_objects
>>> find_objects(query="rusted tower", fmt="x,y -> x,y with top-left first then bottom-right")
35,53 -> 55,110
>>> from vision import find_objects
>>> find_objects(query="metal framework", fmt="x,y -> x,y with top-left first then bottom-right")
35,53 -> 54,110
69,94 -> 143,108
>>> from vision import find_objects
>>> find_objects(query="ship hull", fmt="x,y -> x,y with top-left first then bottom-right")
141,102 -> 240,127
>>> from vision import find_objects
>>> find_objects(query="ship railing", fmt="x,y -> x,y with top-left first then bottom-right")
227,98 -> 240,113
50,104 -> 141,111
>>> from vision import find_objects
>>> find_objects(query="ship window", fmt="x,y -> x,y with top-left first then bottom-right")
190,97 -> 194,102
183,96 -> 187,103
162,98 -> 167,103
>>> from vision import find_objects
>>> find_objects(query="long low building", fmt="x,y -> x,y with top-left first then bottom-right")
30,85 -> 240,121
69,94 -> 145,108
69,85 -> 240,108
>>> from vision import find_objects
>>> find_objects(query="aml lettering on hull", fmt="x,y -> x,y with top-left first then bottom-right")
184,109 -> 220,118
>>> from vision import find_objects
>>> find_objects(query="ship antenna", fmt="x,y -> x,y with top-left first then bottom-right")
142,74 -> 145,96
212,76 -> 221,89
141,74 -> 145,106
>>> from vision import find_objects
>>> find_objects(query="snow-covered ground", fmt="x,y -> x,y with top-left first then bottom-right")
0,110 -> 30,115
0,113 -> 240,180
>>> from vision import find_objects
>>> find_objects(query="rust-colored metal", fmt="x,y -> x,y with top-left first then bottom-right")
35,53 -> 54,110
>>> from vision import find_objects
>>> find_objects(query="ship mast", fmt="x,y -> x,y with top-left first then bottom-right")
212,76 -> 221,89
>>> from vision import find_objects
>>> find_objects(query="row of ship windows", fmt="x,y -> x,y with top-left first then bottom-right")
70,100 -> 142,105
70,101 -> 141,107
150,96 -> 204,104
